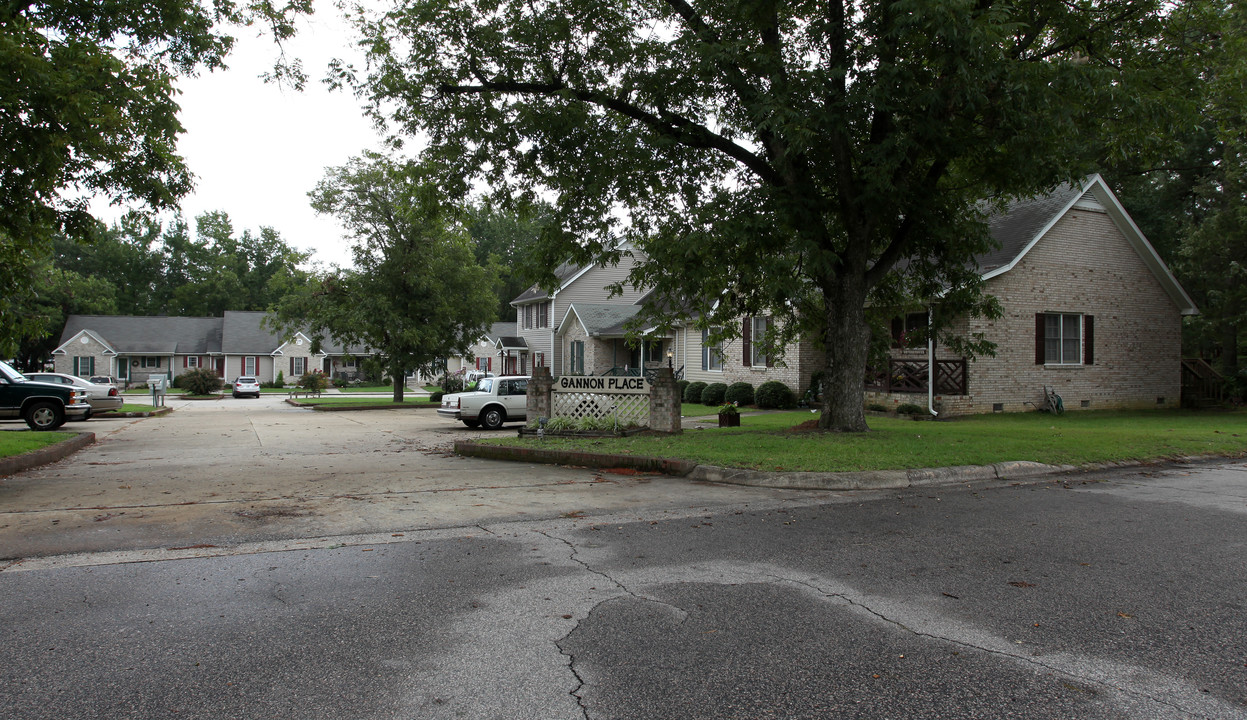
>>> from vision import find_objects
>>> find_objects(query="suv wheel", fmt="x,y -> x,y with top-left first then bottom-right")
25,402 -> 65,431
480,407 -> 505,430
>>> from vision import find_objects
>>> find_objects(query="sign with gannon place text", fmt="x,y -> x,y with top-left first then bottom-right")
554,376 -> 650,394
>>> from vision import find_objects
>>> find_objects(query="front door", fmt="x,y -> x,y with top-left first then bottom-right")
505,355 -> 517,375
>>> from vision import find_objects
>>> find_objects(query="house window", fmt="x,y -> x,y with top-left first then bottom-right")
141,356 -> 162,368
1036,313 -> 1094,366
291,357 -> 306,376
340,357 -> 357,369
646,342 -> 663,363
701,328 -> 724,371
569,341 -> 585,374
524,305 -> 533,329
536,352 -> 545,367
750,316 -> 769,367
72,357 -> 95,376
244,356 -> 256,376
539,302 -> 550,328
186,356 -> 200,369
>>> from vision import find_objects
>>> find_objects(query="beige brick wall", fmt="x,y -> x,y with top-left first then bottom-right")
884,208 -> 1183,416
681,321 -> 816,396
54,334 -> 115,378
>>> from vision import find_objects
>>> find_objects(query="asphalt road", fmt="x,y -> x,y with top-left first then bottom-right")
1,398 -> 1245,719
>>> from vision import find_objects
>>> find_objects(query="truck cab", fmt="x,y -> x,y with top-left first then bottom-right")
0,360 -> 91,430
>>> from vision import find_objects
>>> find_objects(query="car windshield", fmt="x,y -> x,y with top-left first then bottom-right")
0,360 -> 27,383
476,378 -> 494,393
238,377 -> 257,383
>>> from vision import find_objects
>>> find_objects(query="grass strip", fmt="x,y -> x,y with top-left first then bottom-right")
477,410 -> 1247,472
298,397 -> 439,407
0,431 -> 76,459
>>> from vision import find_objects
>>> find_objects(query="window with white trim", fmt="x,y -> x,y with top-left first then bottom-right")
1044,313 -> 1083,365
291,356 -> 307,376
569,341 -> 585,374
701,328 -> 724,371
244,356 -> 256,376
141,356 -> 162,368
186,356 -> 200,368
751,316 -> 769,367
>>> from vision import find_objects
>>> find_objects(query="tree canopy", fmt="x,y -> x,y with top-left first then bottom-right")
0,0 -> 310,354
340,0 -> 1202,430
270,154 -> 501,401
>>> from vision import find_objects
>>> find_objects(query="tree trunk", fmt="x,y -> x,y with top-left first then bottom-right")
391,362 -> 405,403
817,276 -> 871,432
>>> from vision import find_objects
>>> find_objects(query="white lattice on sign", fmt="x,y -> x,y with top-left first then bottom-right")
552,392 -> 650,426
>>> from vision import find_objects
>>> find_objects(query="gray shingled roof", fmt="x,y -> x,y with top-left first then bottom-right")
562,303 -> 644,337
496,336 -> 529,350
975,183 -> 1084,273
484,322 -> 517,343
59,315 -> 223,354
511,261 -> 582,304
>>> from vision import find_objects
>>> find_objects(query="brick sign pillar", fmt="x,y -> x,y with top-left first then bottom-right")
527,366 -> 553,421
648,367 -> 682,434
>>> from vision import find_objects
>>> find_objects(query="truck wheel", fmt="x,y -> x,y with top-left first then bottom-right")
25,402 -> 65,431
462,419 -> 481,428
480,407 -> 505,430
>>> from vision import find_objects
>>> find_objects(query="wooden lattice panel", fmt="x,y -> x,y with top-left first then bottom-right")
552,392 -> 650,426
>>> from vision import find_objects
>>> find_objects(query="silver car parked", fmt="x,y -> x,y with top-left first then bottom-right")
25,373 -> 124,419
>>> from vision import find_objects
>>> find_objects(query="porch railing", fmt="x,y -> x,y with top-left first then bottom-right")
604,365 -> 685,381
1181,358 -> 1225,406
865,358 -> 967,396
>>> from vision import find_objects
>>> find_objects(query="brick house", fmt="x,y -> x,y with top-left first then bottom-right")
514,175 -> 1195,414
867,174 -> 1197,414
52,311 -> 372,386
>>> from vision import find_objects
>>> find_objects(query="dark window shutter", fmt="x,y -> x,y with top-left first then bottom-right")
73,357 -> 79,376
891,317 -> 904,348
1084,315 -> 1094,365
701,330 -> 709,371
183,356 -> 188,368
742,318 -> 752,367
1035,314 -> 1046,365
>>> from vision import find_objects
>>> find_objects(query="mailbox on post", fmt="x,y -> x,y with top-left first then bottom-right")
147,374 -> 167,407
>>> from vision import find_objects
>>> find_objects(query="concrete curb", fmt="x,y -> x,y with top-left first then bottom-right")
99,407 -> 172,419
453,440 -> 1088,490
453,441 -> 698,476
0,432 -> 95,476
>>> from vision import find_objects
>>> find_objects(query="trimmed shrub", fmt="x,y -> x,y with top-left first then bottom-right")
171,373 -> 187,389
180,368 -> 222,396
724,382 -> 755,406
755,381 -> 796,409
896,402 -> 926,415
866,402 -> 889,413
683,381 -> 708,404
429,391 -> 444,403
701,382 -> 728,405
676,379 -> 690,398
276,370 -> 285,387
299,371 -> 329,393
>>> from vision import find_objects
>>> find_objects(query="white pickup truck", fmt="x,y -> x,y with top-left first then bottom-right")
437,375 -> 529,430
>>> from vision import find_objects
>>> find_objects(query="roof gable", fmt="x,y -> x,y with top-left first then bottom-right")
979,175 -> 1196,315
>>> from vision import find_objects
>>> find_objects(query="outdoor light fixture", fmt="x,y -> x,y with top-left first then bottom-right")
666,348 -> 673,369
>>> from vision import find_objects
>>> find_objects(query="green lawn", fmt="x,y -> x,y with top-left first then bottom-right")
479,410 -> 1247,472
103,403 -> 166,413
0,431 -> 75,458
298,397 -> 440,408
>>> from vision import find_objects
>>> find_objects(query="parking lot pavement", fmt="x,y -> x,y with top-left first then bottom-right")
0,395 -> 830,559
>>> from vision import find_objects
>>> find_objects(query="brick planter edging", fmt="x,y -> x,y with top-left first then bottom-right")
0,432 -> 95,476
454,440 -> 697,476
99,406 -> 172,418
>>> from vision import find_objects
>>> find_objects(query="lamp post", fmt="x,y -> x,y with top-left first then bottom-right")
666,348 -> 673,369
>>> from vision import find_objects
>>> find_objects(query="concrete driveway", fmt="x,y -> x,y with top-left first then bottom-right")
0,395 -> 828,559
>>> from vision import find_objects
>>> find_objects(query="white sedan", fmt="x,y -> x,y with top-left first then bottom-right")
25,373 -> 124,419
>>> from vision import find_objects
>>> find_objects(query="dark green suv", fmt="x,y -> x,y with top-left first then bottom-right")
0,360 -> 91,430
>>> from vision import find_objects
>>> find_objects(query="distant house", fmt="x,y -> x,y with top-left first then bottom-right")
52,311 -> 372,386
439,322 -> 521,377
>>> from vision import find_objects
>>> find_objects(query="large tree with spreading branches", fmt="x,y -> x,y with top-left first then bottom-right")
340,0 -> 1208,430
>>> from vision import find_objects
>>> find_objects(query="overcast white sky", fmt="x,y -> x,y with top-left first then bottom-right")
95,6 -> 385,269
